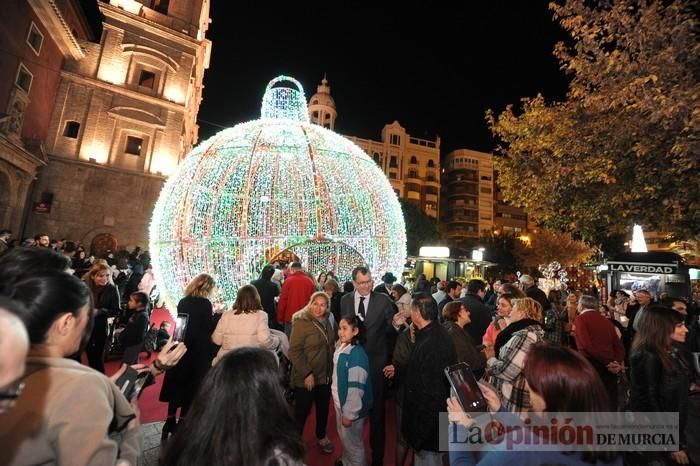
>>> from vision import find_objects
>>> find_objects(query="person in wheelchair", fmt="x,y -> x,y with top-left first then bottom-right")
119,292 -> 151,365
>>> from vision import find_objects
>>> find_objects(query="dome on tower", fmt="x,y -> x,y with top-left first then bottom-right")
149,75 -> 406,309
309,77 -> 336,109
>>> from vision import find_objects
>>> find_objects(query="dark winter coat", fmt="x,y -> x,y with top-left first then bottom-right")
628,346 -> 689,447
402,321 -> 457,452
89,283 -> 121,343
159,296 -> 216,407
443,320 -> 486,380
459,293 -> 491,344
119,311 -> 149,347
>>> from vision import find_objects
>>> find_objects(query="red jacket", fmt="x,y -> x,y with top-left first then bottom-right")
574,310 -> 625,365
277,271 -> 316,324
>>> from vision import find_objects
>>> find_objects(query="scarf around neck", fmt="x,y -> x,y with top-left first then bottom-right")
493,318 -> 541,357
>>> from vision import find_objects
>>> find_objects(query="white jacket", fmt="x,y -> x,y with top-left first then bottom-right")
211,310 -> 276,365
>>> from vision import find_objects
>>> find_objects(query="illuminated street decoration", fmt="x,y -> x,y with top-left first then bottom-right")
150,75 -> 406,309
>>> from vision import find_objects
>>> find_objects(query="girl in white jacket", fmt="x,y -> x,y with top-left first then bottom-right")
211,285 -> 278,365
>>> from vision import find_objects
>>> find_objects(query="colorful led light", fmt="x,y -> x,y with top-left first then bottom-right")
150,76 -> 407,309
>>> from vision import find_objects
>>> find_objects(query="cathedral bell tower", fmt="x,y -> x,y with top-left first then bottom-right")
308,75 -> 337,130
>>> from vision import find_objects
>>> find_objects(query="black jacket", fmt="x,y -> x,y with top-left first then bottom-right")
90,283 -> 121,340
402,321 -> 457,452
526,285 -> 551,311
119,311 -> 149,346
251,277 -> 280,326
459,293 -> 491,344
628,346 -> 689,446
159,296 -> 216,406
443,320 -> 486,379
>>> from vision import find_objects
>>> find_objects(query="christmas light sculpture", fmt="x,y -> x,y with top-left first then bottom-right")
150,75 -> 406,309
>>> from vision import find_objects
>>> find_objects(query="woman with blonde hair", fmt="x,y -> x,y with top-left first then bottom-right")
84,262 -> 121,373
288,291 -> 337,454
211,285 -> 277,365
159,273 -> 217,439
482,292 -> 517,347
484,297 -> 544,413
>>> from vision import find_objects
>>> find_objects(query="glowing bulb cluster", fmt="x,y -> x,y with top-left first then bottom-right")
149,76 -> 406,309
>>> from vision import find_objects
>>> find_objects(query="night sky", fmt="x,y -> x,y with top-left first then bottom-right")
197,1 -> 571,155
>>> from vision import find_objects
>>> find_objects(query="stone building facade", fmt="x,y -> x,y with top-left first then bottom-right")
307,78 -> 441,219
24,0 -> 211,248
0,0 -> 93,237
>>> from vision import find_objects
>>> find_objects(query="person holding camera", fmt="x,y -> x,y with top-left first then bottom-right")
159,273 -> 217,439
0,272 -> 141,466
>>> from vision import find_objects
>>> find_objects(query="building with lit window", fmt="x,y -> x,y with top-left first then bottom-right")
0,0 -> 95,238
308,78 -> 441,219
19,0 -> 211,248
493,171 -> 531,235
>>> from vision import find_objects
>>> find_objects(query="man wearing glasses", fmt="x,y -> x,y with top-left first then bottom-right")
340,266 -> 406,466
0,299 -> 29,414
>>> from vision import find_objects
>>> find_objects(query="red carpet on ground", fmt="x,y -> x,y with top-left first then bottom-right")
104,307 -> 406,465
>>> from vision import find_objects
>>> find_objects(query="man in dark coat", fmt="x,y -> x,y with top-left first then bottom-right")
251,264 -> 281,330
341,266 -> 402,466
438,280 -> 462,317
520,274 -> 551,312
459,279 -> 491,344
403,293 -> 457,464
374,271 -> 397,295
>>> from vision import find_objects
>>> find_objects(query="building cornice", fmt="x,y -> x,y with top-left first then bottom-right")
0,135 -> 47,174
47,155 -> 167,180
61,70 -> 186,113
27,0 -> 85,60
100,3 -> 203,50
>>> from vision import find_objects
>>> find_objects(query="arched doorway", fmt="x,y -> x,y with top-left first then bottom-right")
268,239 -> 366,283
90,233 -> 118,259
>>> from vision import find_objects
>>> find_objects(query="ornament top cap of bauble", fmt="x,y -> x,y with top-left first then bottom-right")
260,75 -> 310,123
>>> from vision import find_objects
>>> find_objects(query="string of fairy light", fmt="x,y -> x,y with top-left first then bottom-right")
150,76 -> 406,309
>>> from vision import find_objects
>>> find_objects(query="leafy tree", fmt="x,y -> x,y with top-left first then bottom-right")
673,235 -> 700,265
479,232 -> 520,275
399,199 -> 442,256
487,0 -> 699,246
512,228 -> 595,270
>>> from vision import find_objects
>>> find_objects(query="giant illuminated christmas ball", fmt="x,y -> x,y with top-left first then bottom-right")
150,76 -> 406,308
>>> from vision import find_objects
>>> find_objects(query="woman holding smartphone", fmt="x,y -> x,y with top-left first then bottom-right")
0,272 -> 141,465
483,298 -> 543,414
159,273 -> 217,439
447,343 -> 622,465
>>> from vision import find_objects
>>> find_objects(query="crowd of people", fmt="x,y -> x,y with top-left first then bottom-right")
0,233 -> 699,465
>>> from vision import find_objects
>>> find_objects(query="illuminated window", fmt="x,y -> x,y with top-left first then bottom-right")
151,0 -> 169,14
15,63 -> 33,94
62,121 -> 80,139
125,136 -> 144,155
139,70 -> 156,89
26,23 -> 44,55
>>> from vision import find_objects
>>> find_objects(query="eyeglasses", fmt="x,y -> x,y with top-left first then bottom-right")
0,381 -> 25,400
355,280 -> 373,286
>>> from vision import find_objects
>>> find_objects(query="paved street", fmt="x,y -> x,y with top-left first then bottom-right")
138,422 -> 164,466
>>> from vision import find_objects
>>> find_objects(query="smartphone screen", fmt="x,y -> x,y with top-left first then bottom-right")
133,371 -> 155,399
115,366 -> 139,400
445,362 -> 488,412
173,313 -> 189,342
